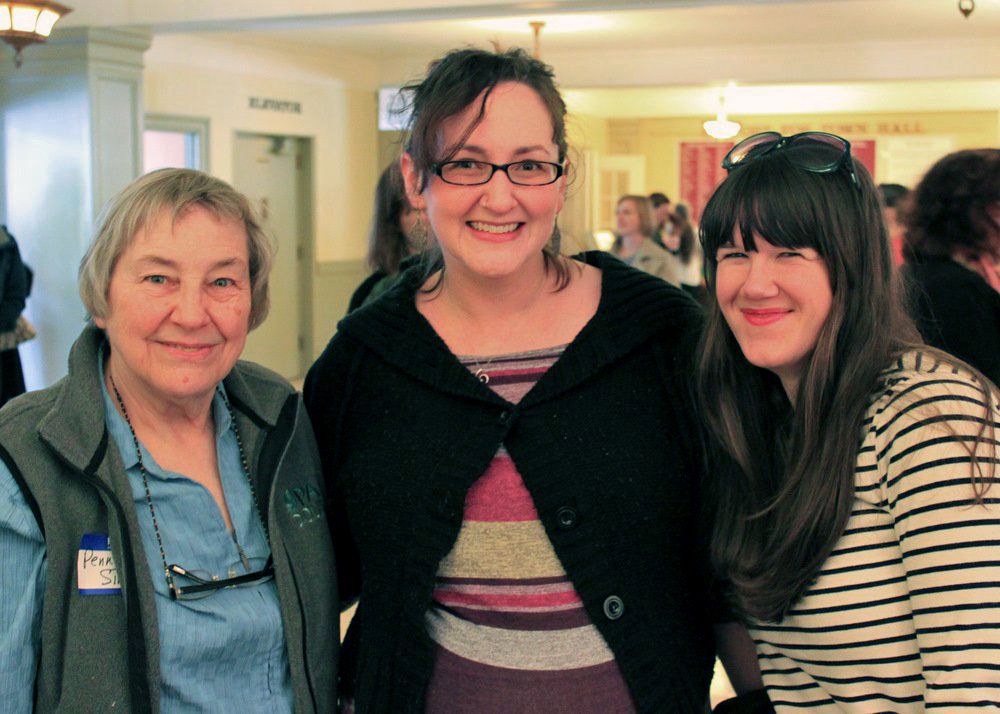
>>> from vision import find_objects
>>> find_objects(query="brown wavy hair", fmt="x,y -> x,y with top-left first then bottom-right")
904,148 -> 1000,259
401,46 -> 572,289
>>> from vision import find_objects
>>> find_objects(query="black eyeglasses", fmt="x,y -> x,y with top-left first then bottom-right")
432,160 -> 564,186
721,131 -> 860,190
167,557 -> 275,600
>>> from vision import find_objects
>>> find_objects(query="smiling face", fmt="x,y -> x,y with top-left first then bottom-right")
402,81 -> 565,284
616,198 -> 642,238
715,234 -> 833,396
95,204 -> 252,411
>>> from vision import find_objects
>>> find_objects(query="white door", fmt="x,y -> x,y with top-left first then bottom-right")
594,154 -> 647,232
232,133 -> 309,380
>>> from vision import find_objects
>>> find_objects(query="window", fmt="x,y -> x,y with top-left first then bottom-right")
143,114 -> 209,172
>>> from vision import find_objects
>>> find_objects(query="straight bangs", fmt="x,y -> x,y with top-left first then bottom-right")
700,155 -> 856,288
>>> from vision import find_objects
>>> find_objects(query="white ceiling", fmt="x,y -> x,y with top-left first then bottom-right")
64,0 -> 1000,58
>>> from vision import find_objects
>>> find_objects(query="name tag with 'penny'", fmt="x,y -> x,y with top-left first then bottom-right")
77,533 -> 121,595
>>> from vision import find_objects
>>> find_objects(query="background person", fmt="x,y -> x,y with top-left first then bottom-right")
611,194 -> 680,285
648,191 -> 671,248
664,202 -> 705,302
877,182 -> 909,266
698,131 -> 1000,710
305,47 -> 757,712
0,168 -> 337,713
901,149 -> 1000,386
348,161 -> 425,312
0,225 -> 31,406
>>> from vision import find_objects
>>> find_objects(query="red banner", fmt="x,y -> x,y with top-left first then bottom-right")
680,139 -> 877,223
679,142 -> 733,224
851,139 -> 876,177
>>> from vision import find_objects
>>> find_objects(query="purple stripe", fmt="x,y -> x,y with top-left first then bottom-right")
426,646 -> 636,714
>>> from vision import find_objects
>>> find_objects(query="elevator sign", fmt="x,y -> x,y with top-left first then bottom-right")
248,97 -> 302,114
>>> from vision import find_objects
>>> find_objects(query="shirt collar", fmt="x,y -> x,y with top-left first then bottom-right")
98,350 -> 232,471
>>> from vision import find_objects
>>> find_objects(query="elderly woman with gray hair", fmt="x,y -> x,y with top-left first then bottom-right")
0,169 -> 337,713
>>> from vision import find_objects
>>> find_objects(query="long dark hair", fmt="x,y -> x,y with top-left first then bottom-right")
670,203 -> 696,264
401,46 -> 572,289
697,150 -> 926,621
366,163 -> 411,275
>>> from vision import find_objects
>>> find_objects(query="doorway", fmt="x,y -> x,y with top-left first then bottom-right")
232,132 -> 313,380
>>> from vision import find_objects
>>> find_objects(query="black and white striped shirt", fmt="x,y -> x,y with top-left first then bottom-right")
750,352 -> 1000,711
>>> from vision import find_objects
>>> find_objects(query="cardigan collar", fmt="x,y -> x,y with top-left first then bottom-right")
337,250 -> 702,407
37,324 -> 282,476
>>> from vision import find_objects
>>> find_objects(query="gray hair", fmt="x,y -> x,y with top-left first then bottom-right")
79,168 -> 274,330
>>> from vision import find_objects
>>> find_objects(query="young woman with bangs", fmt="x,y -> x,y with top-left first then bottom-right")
697,132 -> 1000,711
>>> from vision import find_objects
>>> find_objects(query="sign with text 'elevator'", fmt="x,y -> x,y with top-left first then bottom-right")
248,97 -> 302,114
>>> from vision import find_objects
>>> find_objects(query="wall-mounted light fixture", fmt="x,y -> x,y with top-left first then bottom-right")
958,0 -> 974,18
703,95 -> 741,140
0,1 -> 72,68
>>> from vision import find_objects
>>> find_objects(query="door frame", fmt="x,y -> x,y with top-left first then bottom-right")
233,131 -> 314,379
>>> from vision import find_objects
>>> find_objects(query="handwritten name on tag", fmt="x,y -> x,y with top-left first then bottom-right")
77,533 -> 121,595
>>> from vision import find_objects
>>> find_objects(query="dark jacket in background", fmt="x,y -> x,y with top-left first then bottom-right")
0,225 -> 28,332
902,250 -> 1000,387
305,252 -> 717,713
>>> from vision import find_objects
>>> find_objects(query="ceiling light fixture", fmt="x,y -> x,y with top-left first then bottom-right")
529,20 -> 545,59
703,95 -> 741,140
0,0 -> 71,68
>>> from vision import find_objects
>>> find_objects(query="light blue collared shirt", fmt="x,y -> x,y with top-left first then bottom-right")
0,361 -> 292,713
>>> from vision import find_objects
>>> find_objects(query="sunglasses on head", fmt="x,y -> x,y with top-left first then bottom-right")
721,131 -> 860,191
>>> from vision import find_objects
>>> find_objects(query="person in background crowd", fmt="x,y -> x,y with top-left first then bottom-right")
305,46 -> 763,713
348,161 -> 424,312
0,169 -> 337,713
698,131 -> 1000,710
902,149 -> 1000,386
648,191 -> 671,248
611,194 -> 681,285
878,183 -> 910,266
663,202 -> 705,302
0,225 -> 30,406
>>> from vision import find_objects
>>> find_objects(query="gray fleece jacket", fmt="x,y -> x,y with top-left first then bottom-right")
0,325 -> 337,713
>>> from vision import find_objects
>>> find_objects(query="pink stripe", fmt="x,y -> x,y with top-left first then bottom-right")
464,456 -> 538,522
434,589 -> 582,609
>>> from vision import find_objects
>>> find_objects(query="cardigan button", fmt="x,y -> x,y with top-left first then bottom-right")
603,595 -> 624,620
498,410 -> 511,424
556,506 -> 578,530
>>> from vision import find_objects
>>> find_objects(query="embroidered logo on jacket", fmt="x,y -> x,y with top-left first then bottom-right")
283,485 -> 325,528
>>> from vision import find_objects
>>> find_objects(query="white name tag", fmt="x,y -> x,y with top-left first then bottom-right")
77,533 -> 121,595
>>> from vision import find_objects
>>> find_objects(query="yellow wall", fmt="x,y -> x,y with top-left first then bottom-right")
608,110 -> 1000,202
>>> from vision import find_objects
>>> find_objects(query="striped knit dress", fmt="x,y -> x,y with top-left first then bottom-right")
423,345 -> 636,713
750,352 -> 1000,711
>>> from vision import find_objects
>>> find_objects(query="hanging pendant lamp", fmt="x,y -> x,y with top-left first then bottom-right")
0,1 -> 72,68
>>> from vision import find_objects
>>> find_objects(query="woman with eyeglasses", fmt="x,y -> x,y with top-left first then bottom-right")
305,47 -> 761,712
0,169 -> 337,712
697,131 -> 1000,710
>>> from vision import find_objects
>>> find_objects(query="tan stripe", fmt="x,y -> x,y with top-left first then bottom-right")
426,608 -> 614,670
438,520 -> 566,579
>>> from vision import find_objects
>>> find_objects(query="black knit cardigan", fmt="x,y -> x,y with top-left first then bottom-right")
304,251 -> 717,713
